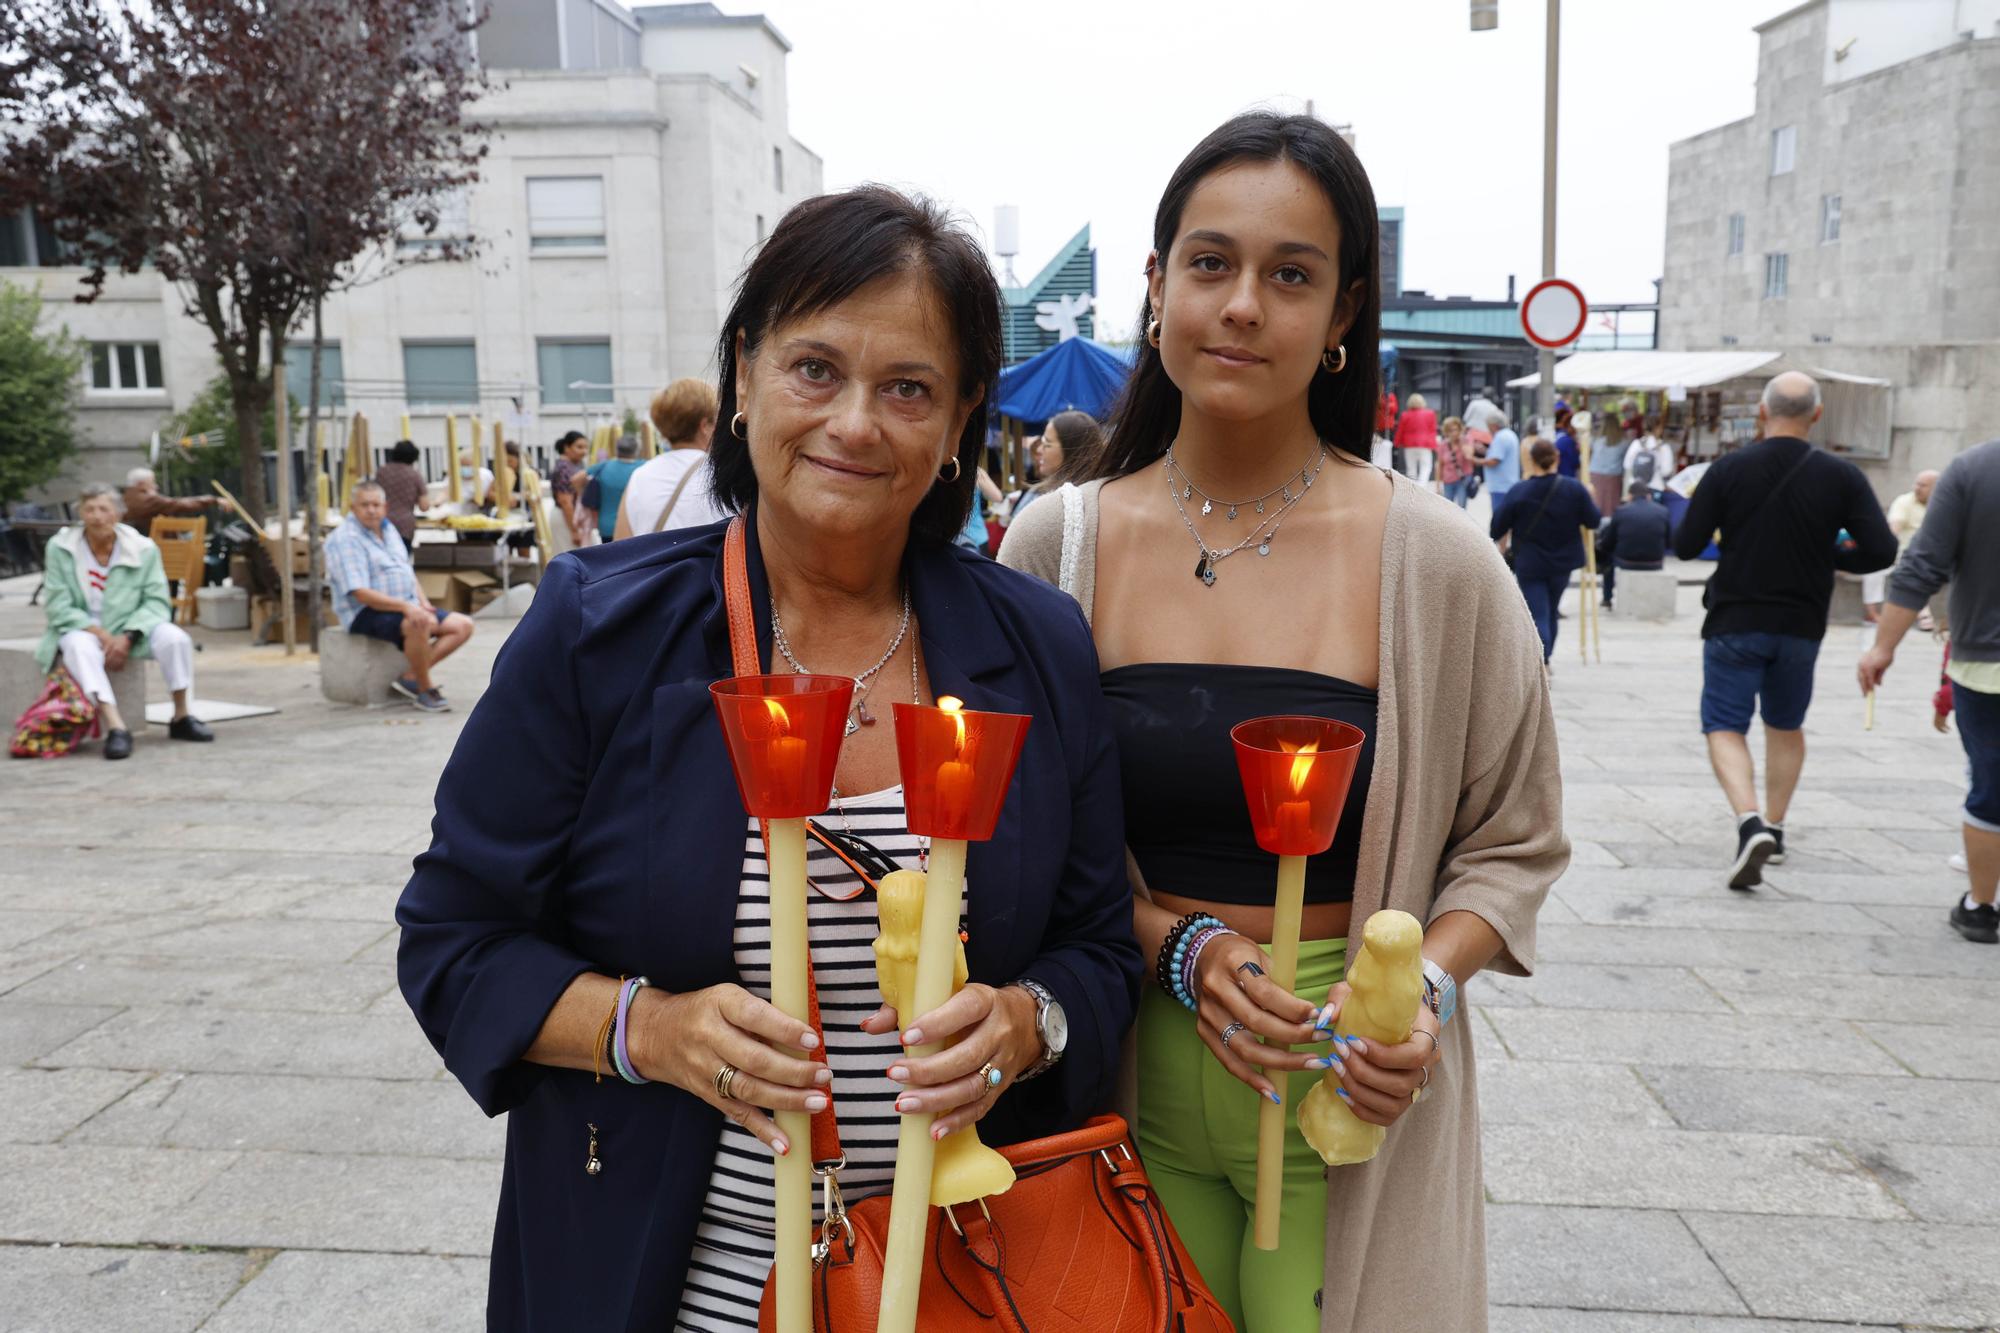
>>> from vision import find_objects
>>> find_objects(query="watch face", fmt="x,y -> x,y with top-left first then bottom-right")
1042,1001 -> 1069,1055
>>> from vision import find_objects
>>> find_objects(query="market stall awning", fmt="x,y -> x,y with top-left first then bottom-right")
1507,350 -> 1891,390
994,337 -> 1134,423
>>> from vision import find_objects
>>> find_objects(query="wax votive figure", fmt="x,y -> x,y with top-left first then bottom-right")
36,483 -> 214,758
396,186 -> 1141,1333
1001,112 -> 1568,1333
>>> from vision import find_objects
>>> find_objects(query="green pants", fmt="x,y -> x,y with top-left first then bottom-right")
1137,936 -> 1346,1333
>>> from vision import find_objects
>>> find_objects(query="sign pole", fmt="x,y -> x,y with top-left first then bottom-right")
1539,0 -> 1560,430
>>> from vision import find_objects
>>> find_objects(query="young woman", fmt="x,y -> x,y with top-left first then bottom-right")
1001,112 -> 1566,1332
1436,414 -> 1475,508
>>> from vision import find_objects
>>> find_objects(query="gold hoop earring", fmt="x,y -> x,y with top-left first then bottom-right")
1322,345 -> 1348,374
729,412 -> 747,439
939,456 -> 962,484
1146,318 -> 1161,349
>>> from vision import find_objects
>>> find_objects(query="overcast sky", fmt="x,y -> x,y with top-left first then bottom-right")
746,0 -> 1775,338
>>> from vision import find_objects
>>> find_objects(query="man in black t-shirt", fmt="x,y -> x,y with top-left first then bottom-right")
1598,481 -> 1673,608
1673,372 -> 1897,890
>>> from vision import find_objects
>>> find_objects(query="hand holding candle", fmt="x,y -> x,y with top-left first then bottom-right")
710,673 -> 853,1333
1231,716 -> 1365,1253
876,696 -> 1030,1333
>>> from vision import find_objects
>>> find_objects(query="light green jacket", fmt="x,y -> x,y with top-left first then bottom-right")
35,524 -> 173,672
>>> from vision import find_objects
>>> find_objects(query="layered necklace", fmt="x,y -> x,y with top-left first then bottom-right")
770,587 -> 916,737
1165,442 -> 1329,586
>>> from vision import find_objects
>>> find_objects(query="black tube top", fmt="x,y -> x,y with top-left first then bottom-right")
1101,663 -> 1377,906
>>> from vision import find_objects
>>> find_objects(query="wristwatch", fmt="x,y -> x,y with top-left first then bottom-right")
1421,960 -> 1458,1028
1011,978 -> 1069,1083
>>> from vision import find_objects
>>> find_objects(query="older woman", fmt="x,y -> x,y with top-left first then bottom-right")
396,187 -> 1140,1331
35,483 -> 213,758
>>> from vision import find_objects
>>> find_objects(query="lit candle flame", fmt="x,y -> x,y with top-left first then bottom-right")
762,696 -> 790,736
938,695 -> 967,753
1281,738 -> 1320,795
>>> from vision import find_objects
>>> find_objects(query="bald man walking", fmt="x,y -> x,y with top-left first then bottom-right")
1674,372 -> 1898,889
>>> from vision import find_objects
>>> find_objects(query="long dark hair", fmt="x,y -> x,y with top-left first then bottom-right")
710,186 -> 1002,546
1094,112 -> 1382,480
1044,409 -> 1106,487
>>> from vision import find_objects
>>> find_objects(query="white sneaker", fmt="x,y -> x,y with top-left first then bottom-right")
1951,851 -> 1969,874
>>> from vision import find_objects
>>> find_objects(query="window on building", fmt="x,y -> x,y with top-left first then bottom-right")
402,341 -> 478,407
282,342 -> 346,409
773,147 -> 784,192
397,188 -> 470,255
0,207 -> 71,267
1820,194 -> 1841,243
1770,125 -> 1796,176
89,342 -> 164,393
526,176 -> 606,253
1726,213 -> 1745,256
1763,252 -> 1789,300
536,339 -> 613,405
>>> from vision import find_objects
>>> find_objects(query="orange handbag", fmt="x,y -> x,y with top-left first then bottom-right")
756,1114 -> 1234,1333
721,518 -> 1230,1333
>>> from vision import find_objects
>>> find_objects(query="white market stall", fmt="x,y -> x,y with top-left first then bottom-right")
1508,350 -> 1892,462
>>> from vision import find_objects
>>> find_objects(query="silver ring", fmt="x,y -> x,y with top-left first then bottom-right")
1415,1029 -> 1440,1056
713,1063 -> 740,1102
1220,1021 -> 1248,1047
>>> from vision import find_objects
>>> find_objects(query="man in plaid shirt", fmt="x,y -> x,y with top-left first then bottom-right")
325,479 -> 475,711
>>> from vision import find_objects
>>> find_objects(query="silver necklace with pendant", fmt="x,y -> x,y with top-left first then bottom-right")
1166,446 -> 1327,586
771,587 -> 911,736
1166,442 -> 1325,522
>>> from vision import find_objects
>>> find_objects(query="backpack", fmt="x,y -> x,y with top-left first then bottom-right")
1629,445 -> 1659,489
9,665 -> 100,759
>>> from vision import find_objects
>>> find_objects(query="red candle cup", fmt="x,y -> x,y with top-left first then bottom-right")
892,697 -> 1031,841
1231,716 -> 1366,857
711,674 -> 854,818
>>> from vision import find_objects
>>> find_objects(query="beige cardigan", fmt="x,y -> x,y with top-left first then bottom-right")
998,472 -> 1568,1333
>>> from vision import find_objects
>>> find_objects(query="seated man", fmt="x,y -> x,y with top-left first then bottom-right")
120,466 -> 219,539
1598,479 -> 1674,608
325,480 -> 473,712
36,483 -> 214,759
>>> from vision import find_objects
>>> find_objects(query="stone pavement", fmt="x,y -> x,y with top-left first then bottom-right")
1,565 -> 1994,1332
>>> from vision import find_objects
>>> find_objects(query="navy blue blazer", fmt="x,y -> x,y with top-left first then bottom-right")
396,515 -> 1140,1332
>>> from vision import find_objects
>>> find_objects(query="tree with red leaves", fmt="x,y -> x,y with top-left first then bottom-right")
0,0 -> 489,522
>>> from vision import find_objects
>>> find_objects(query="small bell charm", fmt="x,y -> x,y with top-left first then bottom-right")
585,1123 -> 602,1177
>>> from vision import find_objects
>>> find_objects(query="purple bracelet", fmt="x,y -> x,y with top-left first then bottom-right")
612,975 -> 652,1084
1178,925 -> 1234,1009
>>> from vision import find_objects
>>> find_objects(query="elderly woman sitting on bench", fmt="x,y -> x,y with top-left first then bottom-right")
36,483 -> 213,759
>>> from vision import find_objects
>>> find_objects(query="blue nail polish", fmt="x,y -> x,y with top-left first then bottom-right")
1331,1035 -> 1348,1049
1266,1090 -> 1283,1105
1335,1088 -> 1352,1102
1307,1056 -> 1331,1069
1331,1059 -> 1346,1076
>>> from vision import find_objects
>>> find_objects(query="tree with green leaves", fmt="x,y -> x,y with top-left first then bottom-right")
0,0 -> 488,523
0,280 -> 85,505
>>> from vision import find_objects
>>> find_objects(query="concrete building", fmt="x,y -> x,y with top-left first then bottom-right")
1660,0 -> 2000,484
1,0 -> 821,496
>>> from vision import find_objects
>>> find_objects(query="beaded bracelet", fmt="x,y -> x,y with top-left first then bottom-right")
611,975 -> 653,1085
1155,912 -> 1216,997
1166,915 -> 1231,1012
1176,925 -> 1237,1012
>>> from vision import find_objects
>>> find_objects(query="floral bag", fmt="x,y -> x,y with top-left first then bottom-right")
9,665 -> 100,759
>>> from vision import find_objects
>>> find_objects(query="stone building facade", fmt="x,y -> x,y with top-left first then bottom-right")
2,0 -> 821,495
1659,0 -> 2000,485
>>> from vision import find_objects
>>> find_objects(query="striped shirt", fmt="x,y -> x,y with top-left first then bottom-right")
674,787 -> 929,1333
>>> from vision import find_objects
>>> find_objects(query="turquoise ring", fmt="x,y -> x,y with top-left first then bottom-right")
978,1062 -> 1003,1090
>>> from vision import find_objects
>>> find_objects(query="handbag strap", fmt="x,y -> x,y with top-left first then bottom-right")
723,516 -> 846,1169
652,454 -> 702,533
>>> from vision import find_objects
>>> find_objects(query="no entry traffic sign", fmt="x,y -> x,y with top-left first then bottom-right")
1520,278 -> 1588,350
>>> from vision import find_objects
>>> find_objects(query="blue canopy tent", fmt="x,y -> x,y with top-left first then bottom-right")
991,338 -> 1135,488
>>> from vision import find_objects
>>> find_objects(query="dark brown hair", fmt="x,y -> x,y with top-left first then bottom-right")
1529,438 -> 1559,470
1045,409 -> 1107,486
1093,112 -> 1382,479
710,186 -> 1001,546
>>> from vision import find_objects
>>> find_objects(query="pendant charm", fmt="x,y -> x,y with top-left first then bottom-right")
586,1123 -> 602,1177
1182,485 -> 1193,501
1201,498 -> 1212,516
1281,485 -> 1293,504
855,698 -> 875,727
1196,554 -> 1217,586
843,716 -> 859,738
1227,505 -> 1238,520
1256,500 -> 1266,515
1258,542 -> 1272,556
